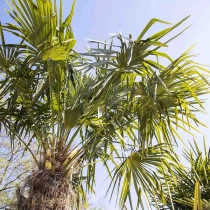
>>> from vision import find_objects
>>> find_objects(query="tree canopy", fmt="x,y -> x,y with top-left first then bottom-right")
0,0 -> 210,209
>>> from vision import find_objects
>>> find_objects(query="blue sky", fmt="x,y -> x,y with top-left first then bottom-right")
1,0 -> 210,209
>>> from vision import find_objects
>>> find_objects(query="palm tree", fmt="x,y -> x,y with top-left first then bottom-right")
0,0 -> 209,209
160,140 -> 210,210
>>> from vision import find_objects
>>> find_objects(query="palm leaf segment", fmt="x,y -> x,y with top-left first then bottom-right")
82,18 -> 209,151
0,0 -> 76,138
161,140 -> 210,210
4,0 -> 76,61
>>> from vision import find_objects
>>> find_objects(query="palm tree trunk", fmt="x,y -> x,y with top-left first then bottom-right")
16,169 -> 76,210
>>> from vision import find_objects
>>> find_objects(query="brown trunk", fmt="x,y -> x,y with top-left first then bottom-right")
16,169 -> 76,210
